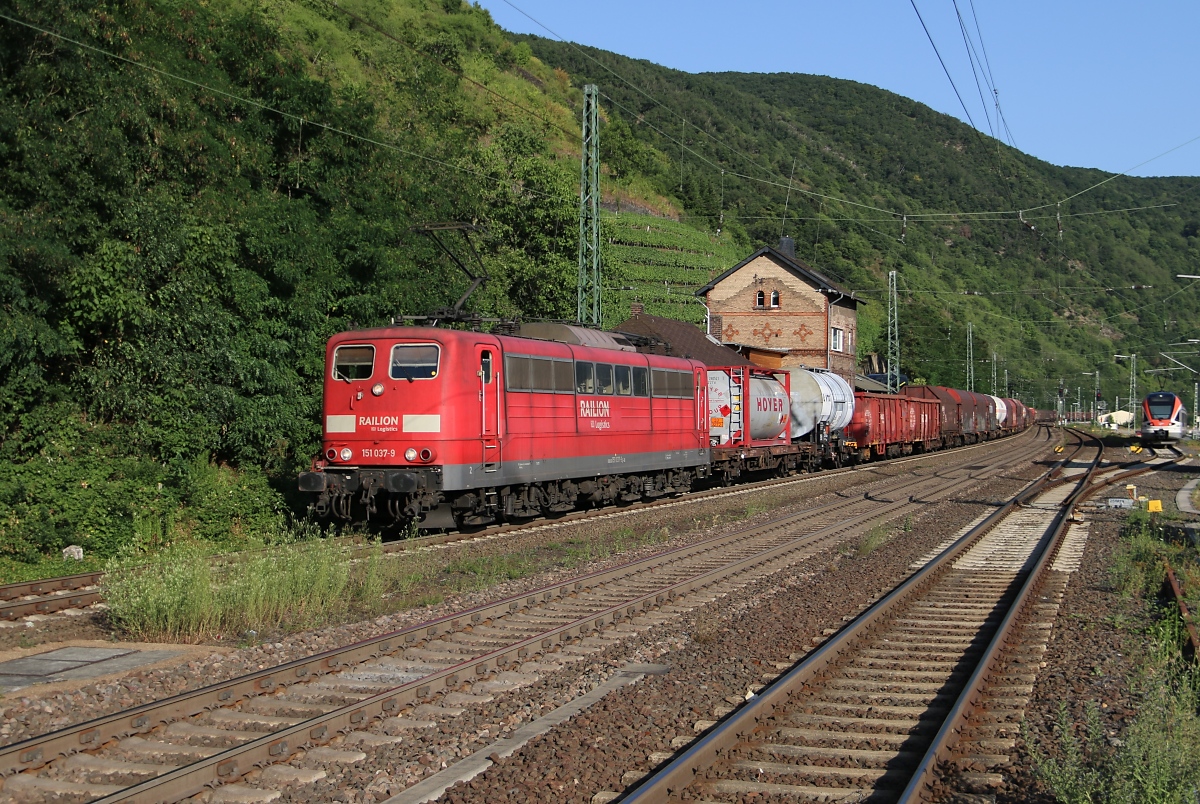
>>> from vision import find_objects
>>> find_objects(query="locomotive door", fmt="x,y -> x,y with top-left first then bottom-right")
477,345 -> 501,472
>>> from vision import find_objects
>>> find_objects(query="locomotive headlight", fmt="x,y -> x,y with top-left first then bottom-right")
372,383 -> 384,397
404,448 -> 418,462
339,447 -> 353,462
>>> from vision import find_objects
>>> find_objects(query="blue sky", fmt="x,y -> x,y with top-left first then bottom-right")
476,0 -> 1200,177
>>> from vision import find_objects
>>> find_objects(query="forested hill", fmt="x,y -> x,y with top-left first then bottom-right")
520,36 -> 1200,399
0,0 -> 585,570
1,0 -> 1197,572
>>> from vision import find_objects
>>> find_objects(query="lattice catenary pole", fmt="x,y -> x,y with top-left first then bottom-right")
966,322 -> 974,393
887,270 -> 900,394
577,84 -> 601,326
1129,353 -> 1138,429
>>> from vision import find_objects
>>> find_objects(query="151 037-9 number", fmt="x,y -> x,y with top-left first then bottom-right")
361,449 -> 396,459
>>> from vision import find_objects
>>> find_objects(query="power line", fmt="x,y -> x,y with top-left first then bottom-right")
966,0 -> 1016,147
908,0 -> 978,131
508,0 -> 1176,238
951,0 -> 994,138
498,0 -> 779,183
0,10 -> 565,202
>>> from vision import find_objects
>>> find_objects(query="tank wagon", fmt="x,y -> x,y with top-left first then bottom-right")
299,326 -> 1035,528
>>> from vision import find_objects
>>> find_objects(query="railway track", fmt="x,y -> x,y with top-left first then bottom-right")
0,429 -> 1058,804
0,428 -> 1053,624
617,432 -> 1181,803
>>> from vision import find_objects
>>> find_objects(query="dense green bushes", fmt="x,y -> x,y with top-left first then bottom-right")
0,0 -> 578,571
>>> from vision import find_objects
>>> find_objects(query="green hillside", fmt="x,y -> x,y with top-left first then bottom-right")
0,0 -> 588,571
2,0 -> 1199,573
520,36 -> 1200,403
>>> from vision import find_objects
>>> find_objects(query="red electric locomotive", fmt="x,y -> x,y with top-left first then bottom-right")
298,326 -> 709,528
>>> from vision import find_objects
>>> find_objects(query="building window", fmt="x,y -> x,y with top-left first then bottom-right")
830,327 -> 844,352
770,290 -> 780,308
755,290 -> 765,308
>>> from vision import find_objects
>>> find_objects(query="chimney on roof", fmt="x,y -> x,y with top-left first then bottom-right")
778,236 -> 796,259
630,302 -> 644,316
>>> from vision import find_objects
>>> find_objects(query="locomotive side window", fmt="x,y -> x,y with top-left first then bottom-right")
506,355 -> 574,393
632,366 -> 649,397
575,361 -> 595,394
531,357 -> 557,392
596,364 -> 615,395
615,365 -> 632,395
390,344 -> 440,380
651,369 -> 668,398
654,369 -> 694,398
505,355 -> 532,391
672,370 -> 690,398
333,345 -> 375,381
480,350 -> 493,383
553,360 -> 574,393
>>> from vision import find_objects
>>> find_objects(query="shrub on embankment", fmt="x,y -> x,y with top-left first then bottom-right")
0,0 -> 579,576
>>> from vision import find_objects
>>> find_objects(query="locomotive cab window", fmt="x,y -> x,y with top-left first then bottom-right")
596,364 -> 615,395
390,344 -> 439,380
632,366 -> 649,397
575,361 -> 595,394
333,345 -> 375,381
615,365 -> 632,395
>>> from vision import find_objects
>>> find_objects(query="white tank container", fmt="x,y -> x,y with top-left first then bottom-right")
990,395 -> 1008,425
708,370 -> 790,444
787,368 -> 856,438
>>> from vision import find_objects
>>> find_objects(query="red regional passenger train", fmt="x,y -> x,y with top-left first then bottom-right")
1141,392 -> 1188,443
299,325 -> 1034,528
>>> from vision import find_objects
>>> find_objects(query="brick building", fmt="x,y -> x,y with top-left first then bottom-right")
695,237 -> 861,385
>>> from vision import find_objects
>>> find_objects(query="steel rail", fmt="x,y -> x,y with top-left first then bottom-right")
897,436 -> 1187,801
0,429 -> 1053,802
1163,561 -> 1200,661
94,470 -> 984,804
617,431 -> 1101,804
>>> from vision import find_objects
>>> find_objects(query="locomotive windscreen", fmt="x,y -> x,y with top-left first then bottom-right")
390,344 -> 440,380
1148,396 -> 1176,419
333,345 -> 375,381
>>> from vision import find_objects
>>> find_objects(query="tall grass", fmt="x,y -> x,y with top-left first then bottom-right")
103,538 -> 353,642
1029,506 -> 1200,803
1029,614 -> 1200,803
103,521 -> 681,643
